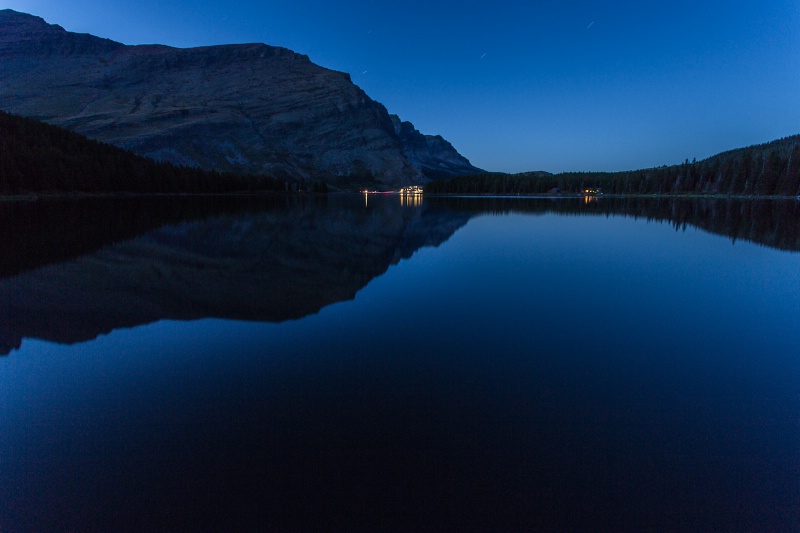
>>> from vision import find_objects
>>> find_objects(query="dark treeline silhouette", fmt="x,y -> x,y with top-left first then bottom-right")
426,196 -> 800,252
0,110 -> 332,194
427,135 -> 800,196
0,195 -> 329,278
3,195 -> 797,283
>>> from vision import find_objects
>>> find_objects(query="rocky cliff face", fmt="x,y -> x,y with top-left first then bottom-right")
391,115 -> 483,179
0,10 -> 480,188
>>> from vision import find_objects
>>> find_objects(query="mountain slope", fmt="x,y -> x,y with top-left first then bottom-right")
0,110 -> 297,194
0,10 -> 480,188
390,115 -> 484,179
427,135 -> 800,196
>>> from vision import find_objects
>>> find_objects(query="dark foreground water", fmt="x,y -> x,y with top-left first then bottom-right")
1,195 -> 799,531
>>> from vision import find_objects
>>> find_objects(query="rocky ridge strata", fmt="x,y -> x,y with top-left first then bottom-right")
0,9 -> 481,188
391,115 -> 484,179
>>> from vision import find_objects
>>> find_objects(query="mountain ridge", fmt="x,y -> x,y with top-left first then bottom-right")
0,9 -> 482,188
0,109 -> 299,194
426,134 -> 800,196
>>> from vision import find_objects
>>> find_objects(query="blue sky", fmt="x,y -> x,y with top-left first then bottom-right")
5,0 -> 800,173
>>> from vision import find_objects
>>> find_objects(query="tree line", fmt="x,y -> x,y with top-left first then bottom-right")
0,110 -> 329,194
425,135 -> 800,196
0,194 -> 331,278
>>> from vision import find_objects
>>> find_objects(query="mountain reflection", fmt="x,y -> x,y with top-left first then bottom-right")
1,195 -> 797,354
0,195 -> 469,354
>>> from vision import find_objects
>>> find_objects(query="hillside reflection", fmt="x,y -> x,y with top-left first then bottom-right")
429,196 -> 800,252
0,195 -> 469,354
1,195 -> 797,354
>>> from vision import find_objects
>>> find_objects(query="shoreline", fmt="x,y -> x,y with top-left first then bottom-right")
2,191 -> 799,202
425,192 -> 800,200
0,191 -> 333,202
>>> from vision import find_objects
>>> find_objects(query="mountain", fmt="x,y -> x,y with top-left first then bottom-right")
0,110 -> 297,194
0,9 -> 482,188
390,115 -> 484,180
427,135 -> 800,196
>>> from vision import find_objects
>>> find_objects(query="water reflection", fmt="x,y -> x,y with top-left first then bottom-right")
429,196 -> 800,251
3,196 -> 797,281
2,195 -> 799,531
1,195 -> 798,355
0,195 -> 465,354
399,190 -> 423,207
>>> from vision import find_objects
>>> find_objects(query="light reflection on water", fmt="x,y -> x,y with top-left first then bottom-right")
1,197 -> 799,531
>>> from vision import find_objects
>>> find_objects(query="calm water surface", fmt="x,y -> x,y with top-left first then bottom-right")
1,196 -> 799,531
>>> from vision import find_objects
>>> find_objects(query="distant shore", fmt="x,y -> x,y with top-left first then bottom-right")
0,190 -> 327,202
3,191 -> 800,202
424,192 -> 800,200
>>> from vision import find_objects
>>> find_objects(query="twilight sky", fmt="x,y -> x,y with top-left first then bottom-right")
5,0 -> 799,173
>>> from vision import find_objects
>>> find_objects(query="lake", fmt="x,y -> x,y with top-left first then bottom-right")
1,195 -> 799,531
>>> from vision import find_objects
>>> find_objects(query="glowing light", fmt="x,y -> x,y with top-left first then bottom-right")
398,185 -> 423,206
582,186 -> 602,204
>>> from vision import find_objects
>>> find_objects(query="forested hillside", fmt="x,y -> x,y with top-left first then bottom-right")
0,111 -> 302,194
426,135 -> 800,196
